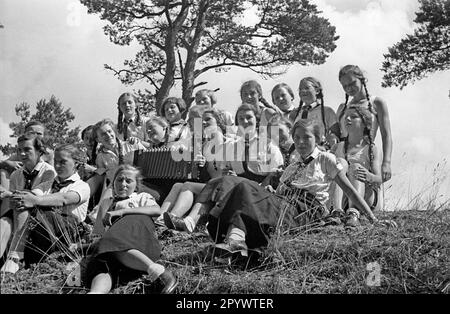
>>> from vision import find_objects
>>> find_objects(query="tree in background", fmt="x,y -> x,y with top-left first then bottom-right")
381,0 -> 450,89
81,0 -> 338,115
0,95 -> 82,156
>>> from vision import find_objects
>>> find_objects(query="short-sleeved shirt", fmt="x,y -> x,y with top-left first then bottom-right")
220,133 -> 284,175
0,161 -> 57,217
33,173 -> 91,223
278,147 -> 343,205
168,120 -> 190,143
93,192 -> 157,235
95,141 -> 145,185
117,116 -> 151,142
294,103 -> 338,142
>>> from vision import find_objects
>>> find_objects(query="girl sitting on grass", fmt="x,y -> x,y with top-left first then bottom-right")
7,144 -> 90,269
169,119 -> 396,257
159,108 -> 227,227
328,107 -> 382,227
87,165 -> 177,294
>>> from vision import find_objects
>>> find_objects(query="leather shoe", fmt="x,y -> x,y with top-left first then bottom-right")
158,270 -> 178,294
163,212 -> 187,232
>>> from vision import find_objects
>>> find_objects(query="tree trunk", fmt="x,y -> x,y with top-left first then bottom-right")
181,0 -> 210,119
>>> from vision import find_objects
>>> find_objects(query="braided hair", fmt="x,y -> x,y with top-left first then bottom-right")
240,80 -> 278,116
81,125 -> 98,165
298,77 -> 328,137
338,65 -> 375,129
117,92 -> 142,140
343,107 -> 375,173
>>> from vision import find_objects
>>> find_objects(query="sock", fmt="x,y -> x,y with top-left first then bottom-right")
183,216 -> 196,233
9,251 -> 23,261
347,208 -> 361,219
147,263 -> 165,281
227,226 -> 246,242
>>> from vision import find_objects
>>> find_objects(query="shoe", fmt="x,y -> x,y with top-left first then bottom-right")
0,257 -> 20,274
215,239 -> 248,257
157,270 -> 178,294
345,210 -> 360,228
163,212 -> 187,232
324,209 -> 345,226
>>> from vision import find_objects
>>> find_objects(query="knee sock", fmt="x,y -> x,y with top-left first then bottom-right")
147,263 -> 165,281
227,225 -> 246,242
183,216 -> 196,233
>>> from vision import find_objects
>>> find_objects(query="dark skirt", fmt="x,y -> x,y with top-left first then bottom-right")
198,176 -> 326,250
86,214 -> 161,286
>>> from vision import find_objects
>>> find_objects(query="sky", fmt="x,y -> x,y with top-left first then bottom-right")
1,0 -> 449,209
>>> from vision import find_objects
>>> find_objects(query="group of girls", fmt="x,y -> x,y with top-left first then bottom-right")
0,64 -> 395,294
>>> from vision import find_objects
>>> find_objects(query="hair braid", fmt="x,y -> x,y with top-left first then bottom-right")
318,90 -> 327,136
135,107 -> 142,127
338,94 -> 349,124
117,107 -> 124,135
90,141 -> 98,166
116,137 -> 124,165
362,81 -> 374,115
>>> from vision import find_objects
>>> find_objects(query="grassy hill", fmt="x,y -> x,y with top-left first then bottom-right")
1,209 -> 449,294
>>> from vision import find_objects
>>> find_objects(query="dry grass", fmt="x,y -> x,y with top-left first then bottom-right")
1,208 -> 448,294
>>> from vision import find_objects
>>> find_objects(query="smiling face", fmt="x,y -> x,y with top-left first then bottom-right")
119,95 -> 137,119
298,80 -> 318,106
272,87 -> 294,112
96,124 -> 117,148
54,150 -> 77,181
114,170 -> 137,198
18,139 -> 40,171
339,74 -> 363,98
293,126 -> 316,158
236,109 -> 257,135
164,102 -> 181,123
146,121 -> 166,144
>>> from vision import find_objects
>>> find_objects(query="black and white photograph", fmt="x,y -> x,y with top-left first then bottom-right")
0,0 -> 449,300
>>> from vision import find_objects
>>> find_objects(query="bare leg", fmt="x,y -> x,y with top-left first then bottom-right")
160,183 -> 183,213
0,217 -> 12,258
170,182 -> 205,217
347,165 -> 366,209
9,209 -> 31,257
186,202 -> 211,226
89,273 -> 113,294
330,158 -> 348,212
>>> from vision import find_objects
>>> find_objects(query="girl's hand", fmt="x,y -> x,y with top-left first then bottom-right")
3,160 -> 23,172
102,210 -> 123,227
265,185 -> 276,193
12,191 -> 37,210
352,164 -> 371,183
195,154 -> 206,168
381,162 -> 392,182
127,137 -> 140,145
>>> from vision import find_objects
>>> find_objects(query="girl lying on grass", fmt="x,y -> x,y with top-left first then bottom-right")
87,165 -> 177,294
169,119 -> 396,257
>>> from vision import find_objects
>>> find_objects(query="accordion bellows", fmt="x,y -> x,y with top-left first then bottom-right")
133,147 -> 200,181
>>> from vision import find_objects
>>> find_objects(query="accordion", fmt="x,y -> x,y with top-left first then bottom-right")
133,147 -> 200,181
